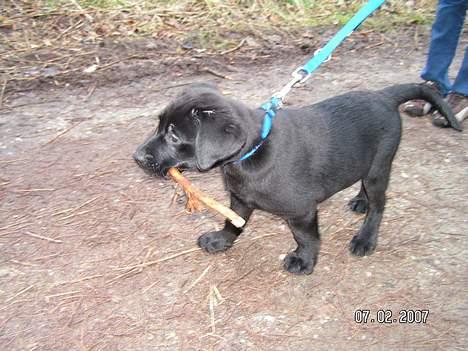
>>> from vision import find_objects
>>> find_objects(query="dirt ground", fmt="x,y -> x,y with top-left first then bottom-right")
1,28 -> 467,351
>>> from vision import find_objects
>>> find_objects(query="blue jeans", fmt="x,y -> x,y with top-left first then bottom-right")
421,0 -> 468,96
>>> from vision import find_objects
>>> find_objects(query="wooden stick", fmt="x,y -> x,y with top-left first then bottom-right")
168,168 -> 245,228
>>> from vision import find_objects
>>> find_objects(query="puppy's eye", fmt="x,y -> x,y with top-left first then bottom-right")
167,124 -> 180,143
191,108 -> 199,118
224,123 -> 236,134
170,133 -> 179,143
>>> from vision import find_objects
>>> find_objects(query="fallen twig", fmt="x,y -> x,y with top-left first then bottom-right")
55,19 -> 83,41
220,38 -> 246,55
97,55 -> 140,72
0,219 -> 31,232
10,259 -> 39,267
84,82 -> 97,101
8,99 -> 62,109
43,121 -> 83,146
0,158 -> 27,164
209,286 -> 216,334
200,67 -> 232,80
169,184 -> 183,208
68,0 -> 94,21
222,267 -> 255,289
142,280 -> 160,294
57,209 -> 92,221
51,196 -> 100,217
212,285 -> 223,303
326,216 -> 363,240
6,285 -> 34,303
184,265 -> 212,294
249,232 -> 281,241
45,290 -> 80,302
23,231 -> 63,243
67,297 -> 83,327
151,82 -> 200,94
114,247 -> 201,271
53,274 -> 103,287
15,188 -> 55,193
0,79 -> 7,109
364,41 -> 385,50
106,268 -> 140,284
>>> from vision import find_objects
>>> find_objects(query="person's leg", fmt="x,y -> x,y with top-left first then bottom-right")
433,47 -> 468,128
452,46 -> 468,96
421,0 -> 467,95
403,0 -> 466,117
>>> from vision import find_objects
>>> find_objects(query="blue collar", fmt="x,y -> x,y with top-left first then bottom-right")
236,97 -> 281,163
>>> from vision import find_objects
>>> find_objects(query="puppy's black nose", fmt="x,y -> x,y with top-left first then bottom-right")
133,150 -> 158,166
133,150 -> 145,164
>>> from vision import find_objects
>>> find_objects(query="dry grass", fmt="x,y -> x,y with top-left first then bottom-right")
0,0 -> 436,91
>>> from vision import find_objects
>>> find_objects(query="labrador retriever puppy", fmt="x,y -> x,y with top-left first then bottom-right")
133,83 -> 461,275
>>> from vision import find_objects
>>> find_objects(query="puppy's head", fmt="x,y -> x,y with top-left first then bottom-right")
133,83 -> 247,177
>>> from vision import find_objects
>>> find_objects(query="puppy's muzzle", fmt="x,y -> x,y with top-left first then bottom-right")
133,149 -> 161,175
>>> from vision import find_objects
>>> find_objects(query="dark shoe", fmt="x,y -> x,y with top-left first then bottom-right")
432,93 -> 468,128
402,81 -> 443,117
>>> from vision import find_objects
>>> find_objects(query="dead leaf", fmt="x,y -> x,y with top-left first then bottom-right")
83,64 -> 98,74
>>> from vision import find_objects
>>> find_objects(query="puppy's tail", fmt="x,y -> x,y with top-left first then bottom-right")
381,83 -> 462,131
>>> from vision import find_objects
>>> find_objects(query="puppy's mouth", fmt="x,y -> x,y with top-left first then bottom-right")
136,164 -> 162,178
132,150 -> 194,179
163,164 -> 191,177
159,165 -> 191,180
133,158 -> 163,178
134,160 -> 189,180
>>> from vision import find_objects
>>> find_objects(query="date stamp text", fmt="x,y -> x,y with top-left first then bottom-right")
354,309 -> 429,324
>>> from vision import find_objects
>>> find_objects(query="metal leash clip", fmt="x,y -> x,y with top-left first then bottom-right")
272,48 -> 333,103
272,69 -> 308,103
292,67 -> 312,84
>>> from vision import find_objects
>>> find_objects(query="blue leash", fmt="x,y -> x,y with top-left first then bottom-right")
237,0 -> 386,162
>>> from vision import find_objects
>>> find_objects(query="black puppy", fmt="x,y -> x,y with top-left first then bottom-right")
133,83 -> 461,275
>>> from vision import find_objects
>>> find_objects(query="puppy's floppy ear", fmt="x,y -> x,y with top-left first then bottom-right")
195,111 -> 245,171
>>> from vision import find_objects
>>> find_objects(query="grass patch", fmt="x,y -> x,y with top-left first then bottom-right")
1,0 -> 436,87
35,1 -> 436,37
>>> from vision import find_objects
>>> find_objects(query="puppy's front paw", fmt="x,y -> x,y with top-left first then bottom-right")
348,197 -> 368,213
197,231 -> 236,253
349,235 -> 376,256
283,252 -> 316,275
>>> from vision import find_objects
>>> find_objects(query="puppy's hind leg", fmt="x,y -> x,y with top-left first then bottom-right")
283,207 -> 320,275
349,160 -> 393,256
198,193 -> 253,253
348,181 -> 368,214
